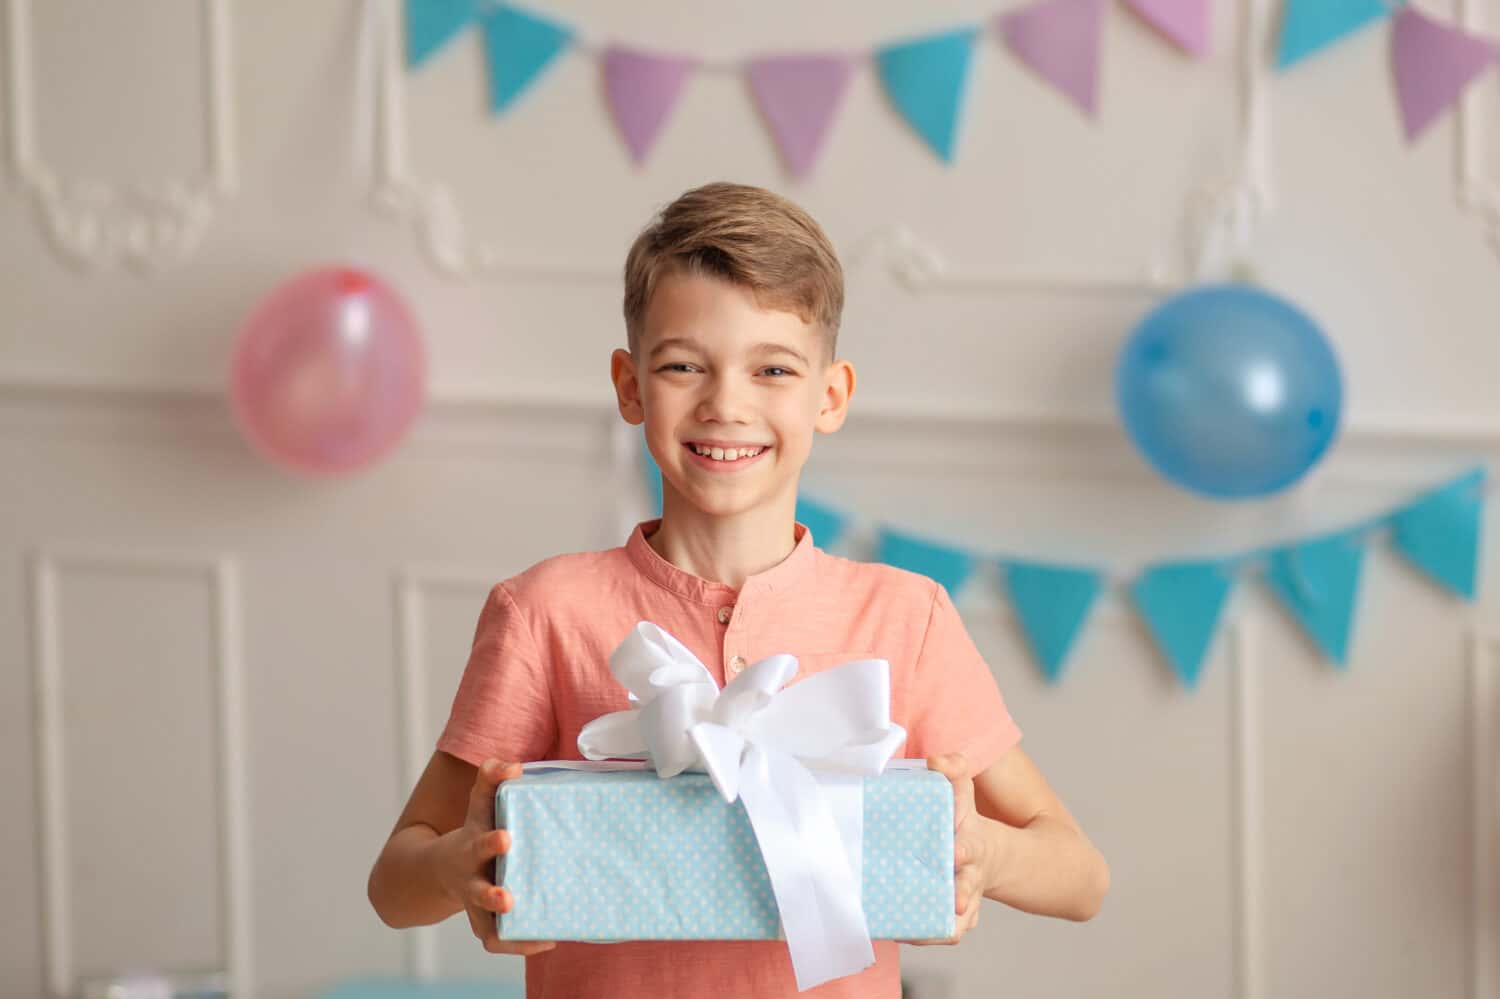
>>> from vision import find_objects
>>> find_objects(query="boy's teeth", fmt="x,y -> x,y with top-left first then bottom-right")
691,444 -> 764,461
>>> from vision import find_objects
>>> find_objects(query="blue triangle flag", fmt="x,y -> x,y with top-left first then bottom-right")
480,4 -> 573,112
1002,559 -> 1104,684
876,527 -> 976,595
1130,560 -> 1236,689
640,434 -> 662,517
1262,529 -> 1368,666
406,0 -> 479,68
796,496 -> 851,550
1390,467 -> 1486,600
1276,0 -> 1399,70
875,26 -> 979,162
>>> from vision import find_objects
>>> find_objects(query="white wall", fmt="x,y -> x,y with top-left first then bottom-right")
3,2 -> 1498,998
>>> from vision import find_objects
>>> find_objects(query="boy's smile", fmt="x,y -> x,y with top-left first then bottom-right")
682,442 -> 771,471
611,269 -> 854,524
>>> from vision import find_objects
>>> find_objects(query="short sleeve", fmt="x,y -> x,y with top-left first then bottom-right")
435,582 -> 558,767
903,582 -> 1022,777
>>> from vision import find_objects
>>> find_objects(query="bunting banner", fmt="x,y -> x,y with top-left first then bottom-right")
1391,466 -> 1485,599
996,0 -> 1107,117
874,27 -> 981,163
1123,0 -> 1212,58
747,54 -> 857,178
1390,7 -> 1498,144
476,4 -> 572,112
1130,559 -> 1236,689
1276,0 -> 1396,70
640,440 -> 1488,689
875,527 -> 978,595
603,46 -> 698,163
1003,559 -> 1105,683
404,0 -> 1497,171
406,0 -> 477,68
1261,528 -> 1367,666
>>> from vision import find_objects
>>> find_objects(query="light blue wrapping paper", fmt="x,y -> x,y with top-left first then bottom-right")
495,767 -> 955,941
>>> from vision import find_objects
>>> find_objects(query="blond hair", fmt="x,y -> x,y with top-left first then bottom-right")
623,182 -> 844,358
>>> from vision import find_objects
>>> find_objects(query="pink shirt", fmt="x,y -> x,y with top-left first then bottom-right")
437,519 -> 1022,999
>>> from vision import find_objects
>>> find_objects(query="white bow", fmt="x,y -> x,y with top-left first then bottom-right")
577,622 -> 908,991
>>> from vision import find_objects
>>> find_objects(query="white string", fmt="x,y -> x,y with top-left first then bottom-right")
372,0 -> 407,185
570,37 -> 746,75
568,39 -> 880,76
1188,0 -> 1272,283
352,0 -> 377,185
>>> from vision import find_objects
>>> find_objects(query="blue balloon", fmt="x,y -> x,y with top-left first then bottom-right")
1116,284 -> 1342,499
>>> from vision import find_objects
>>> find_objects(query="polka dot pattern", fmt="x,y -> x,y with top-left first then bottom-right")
495,768 -> 954,942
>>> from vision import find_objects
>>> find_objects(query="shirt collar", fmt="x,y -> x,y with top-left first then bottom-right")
625,519 -> 816,605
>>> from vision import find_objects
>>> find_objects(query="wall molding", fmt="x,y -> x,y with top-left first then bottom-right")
1457,0 -> 1500,257
3,369 -> 1498,451
1473,628 -> 1498,999
1228,621 -> 1263,999
30,547 -> 251,999
967,608 -> 1492,999
359,0 -> 1271,293
393,566 -> 522,983
4,0 -> 236,271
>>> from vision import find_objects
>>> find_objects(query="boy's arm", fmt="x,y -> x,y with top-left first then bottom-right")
368,749 -> 475,927
962,746 -> 1109,922
367,750 -> 554,955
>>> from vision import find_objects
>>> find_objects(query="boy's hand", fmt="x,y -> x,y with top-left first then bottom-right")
902,752 -> 988,947
432,758 -> 556,957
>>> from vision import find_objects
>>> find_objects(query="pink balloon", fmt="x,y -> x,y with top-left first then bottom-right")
229,266 -> 425,476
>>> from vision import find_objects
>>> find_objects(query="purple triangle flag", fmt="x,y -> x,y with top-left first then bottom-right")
1124,0 -> 1211,57
603,46 -> 697,165
1392,7 -> 1498,144
747,53 -> 855,179
996,0 -> 1106,116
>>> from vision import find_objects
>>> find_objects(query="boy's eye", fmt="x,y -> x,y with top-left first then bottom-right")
760,367 -> 795,377
658,363 -> 698,373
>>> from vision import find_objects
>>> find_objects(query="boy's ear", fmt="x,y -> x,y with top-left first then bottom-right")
611,348 -> 644,425
815,359 -> 856,434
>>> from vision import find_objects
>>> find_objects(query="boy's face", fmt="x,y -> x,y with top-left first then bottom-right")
611,270 -> 854,522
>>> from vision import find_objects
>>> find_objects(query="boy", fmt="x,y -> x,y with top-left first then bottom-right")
368,183 -> 1109,997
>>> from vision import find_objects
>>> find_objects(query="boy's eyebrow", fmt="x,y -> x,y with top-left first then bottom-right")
751,342 -> 810,366
647,337 -> 698,359
647,338 -> 810,366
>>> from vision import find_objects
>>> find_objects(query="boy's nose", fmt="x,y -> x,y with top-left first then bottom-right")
696,379 -> 751,422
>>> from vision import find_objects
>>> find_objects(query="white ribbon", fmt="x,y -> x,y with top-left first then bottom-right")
577,622 -> 908,991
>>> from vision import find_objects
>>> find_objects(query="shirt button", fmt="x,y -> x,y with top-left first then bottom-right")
717,605 -> 733,625
728,655 -> 746,673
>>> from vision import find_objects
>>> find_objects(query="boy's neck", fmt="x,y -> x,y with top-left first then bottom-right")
645,498 -> 799,592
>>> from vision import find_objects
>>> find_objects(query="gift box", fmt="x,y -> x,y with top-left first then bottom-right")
495,764 -> 955,942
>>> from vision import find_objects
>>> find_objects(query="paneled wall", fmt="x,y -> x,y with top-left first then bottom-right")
3,2 -> 1498,998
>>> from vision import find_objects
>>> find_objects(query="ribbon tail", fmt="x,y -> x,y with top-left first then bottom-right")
737,744 -> 873,991
817,773 -> 865,897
